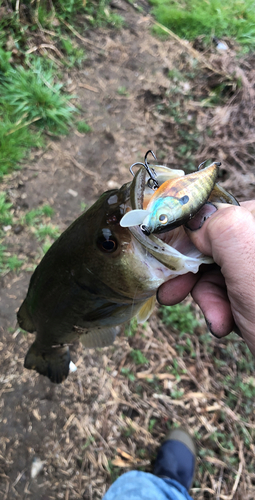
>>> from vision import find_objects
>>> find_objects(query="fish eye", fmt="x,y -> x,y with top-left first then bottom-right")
159,214 -> 168,224
97,229 -> 118,253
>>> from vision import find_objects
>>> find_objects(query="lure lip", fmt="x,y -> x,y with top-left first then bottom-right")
140,224 -> 150,236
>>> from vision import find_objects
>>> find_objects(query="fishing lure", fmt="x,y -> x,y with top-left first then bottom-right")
120,161 -> 221,235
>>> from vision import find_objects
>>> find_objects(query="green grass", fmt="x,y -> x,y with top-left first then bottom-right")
130,349 -> 149,365
121,367 -> 136,382
150,0 -> 255,49
160,303 -> 200,334
34,224 -> 60,241
0,193 -> 13,226
0,55 -> 75,177
117,86 -> 129,96
49,0 -> 124,27
0,0 -> 123,179
0,246 -> 24,274
24,205 -> 55,226
2,61 -> 76,133
0,199 -> 59,275
0,193 -> 24,273
77,121 -> 92,133
124,318 -> 138,337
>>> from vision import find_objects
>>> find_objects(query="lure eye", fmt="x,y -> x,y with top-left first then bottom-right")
159,214 -> 168,224
97,229 -> 118,253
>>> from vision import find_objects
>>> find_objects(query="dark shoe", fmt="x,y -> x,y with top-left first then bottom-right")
153,428 -> 196,491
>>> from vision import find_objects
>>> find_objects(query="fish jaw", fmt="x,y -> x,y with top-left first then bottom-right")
130,224 -> 213,278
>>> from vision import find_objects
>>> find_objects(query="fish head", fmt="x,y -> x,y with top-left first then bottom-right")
74,184 -> 166,300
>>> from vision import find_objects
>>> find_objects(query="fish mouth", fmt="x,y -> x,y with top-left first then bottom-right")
128,164 -> 213,275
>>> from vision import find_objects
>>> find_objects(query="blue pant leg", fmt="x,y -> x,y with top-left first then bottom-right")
103,470 -> 194,500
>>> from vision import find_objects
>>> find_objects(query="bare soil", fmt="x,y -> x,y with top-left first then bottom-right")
1,3 -> 255,500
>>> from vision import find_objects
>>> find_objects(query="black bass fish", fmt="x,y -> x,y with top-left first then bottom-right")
17,158 -> 238,383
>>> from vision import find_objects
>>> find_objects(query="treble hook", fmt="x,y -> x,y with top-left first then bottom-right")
129,150 -> 159,190
198,160 -> 221,170
197,160 -> 207,171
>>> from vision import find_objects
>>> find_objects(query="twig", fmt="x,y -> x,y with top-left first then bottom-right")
78,83 -> 99,93
26,44 -> 64,59
15,0 -> 20,15
222,443 -> 243,500
25,59 -> 60,92
66,155 -> 97,177
59,18 -> 103,53
5,117 -> 42,136
49,142 -> 97,178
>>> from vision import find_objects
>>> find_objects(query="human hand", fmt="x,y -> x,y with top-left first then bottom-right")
157,201 -> 255,357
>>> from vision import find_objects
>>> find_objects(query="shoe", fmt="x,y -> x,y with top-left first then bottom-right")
153,428 -> 196,491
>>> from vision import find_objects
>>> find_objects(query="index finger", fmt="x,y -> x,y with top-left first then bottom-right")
157,272 -> 200,306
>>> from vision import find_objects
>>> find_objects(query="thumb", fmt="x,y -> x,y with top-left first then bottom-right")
185,203 -> 253,270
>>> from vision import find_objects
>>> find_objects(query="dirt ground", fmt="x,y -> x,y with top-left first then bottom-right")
1,2 -> 255,499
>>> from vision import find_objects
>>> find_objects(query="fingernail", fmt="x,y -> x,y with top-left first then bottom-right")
185,203 -> 217,231
156,289 -> 164,305
205,318 -> 221,338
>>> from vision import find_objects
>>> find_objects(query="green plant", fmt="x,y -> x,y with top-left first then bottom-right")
1,60 -> 76,134
0,245 -> 23,274
175,336 -> 196,357
0,48 -> 12,74
24,205 -> 55,226
160,303 -> 200,334
117,86 -> 128,95
171,387 -> 184,399
77,121 -> 92,133
122,424 -> 136,438
107,461 -> 122,483
80,201 -> 87,212
168,359 -> 186,380
0,193 -> 13,227
130,349 -> 149,365
150,0 -> 255,49
60,38 -> 85,67
148,418 -> 157,432
168,68 -> 183,81
83,0 -> 124,28
121,367 -> 136,382
124,318 -> 138,337
6,254 -> 23,271
0,114 -> 43,177
81,436 -> 95,450
34,224 -> 60,241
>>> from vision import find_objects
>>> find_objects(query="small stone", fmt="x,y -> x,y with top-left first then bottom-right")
67,189 -> 78,197
13,224 -> 24,235
107,180 -> 120,189
69,361 -> 77,373
216,41 -> 228,51
31,457 -> 45,479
